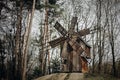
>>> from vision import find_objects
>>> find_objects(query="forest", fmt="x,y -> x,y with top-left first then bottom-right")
0,0 -> 120,80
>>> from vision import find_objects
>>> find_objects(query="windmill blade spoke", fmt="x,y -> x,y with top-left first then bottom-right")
77,28 -> 90,36
48,37 -> 67,48
68,17 -> 78,34
54,22 -> 67,36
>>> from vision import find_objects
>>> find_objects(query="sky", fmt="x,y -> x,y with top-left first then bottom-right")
30,0 -> 120,63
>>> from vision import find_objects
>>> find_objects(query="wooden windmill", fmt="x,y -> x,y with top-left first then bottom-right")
49,17 -> 91,73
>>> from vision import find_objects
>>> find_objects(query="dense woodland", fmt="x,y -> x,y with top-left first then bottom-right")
0,0 -> 120,80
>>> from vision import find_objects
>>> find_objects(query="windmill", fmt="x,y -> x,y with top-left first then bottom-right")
49,17 -> 91,73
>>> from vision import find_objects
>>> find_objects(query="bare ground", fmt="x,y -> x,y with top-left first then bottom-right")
35,73 -> 84,80
34,73 -> 120,80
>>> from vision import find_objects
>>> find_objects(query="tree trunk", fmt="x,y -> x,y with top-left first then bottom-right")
92,33 -> 95,73
42,0 -> 49,75
22,0 -> 36,80
14,0 -> 23,79
96,0 -> 102,73
110,25 -> 116,77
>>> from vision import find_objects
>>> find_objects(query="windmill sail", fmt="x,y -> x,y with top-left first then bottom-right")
78,28 -> 90,36
48,37 -> 67,48
54,22 -> 67,36
68,17 -> 78,34
78,37 -> 91,58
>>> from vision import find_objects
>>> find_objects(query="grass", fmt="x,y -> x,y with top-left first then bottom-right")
83,73 -> 120,80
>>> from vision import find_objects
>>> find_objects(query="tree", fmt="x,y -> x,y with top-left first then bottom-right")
22,0 -> 36,80
50,58 -> 60,73
0,39 -> 6,80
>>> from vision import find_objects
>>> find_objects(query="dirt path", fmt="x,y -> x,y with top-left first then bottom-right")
35,73 -> 84,80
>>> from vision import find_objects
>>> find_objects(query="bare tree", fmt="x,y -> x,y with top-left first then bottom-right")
22,0 -> 36,80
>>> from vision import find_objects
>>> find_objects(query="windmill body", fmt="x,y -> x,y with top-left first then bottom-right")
49,17 -> 91,73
